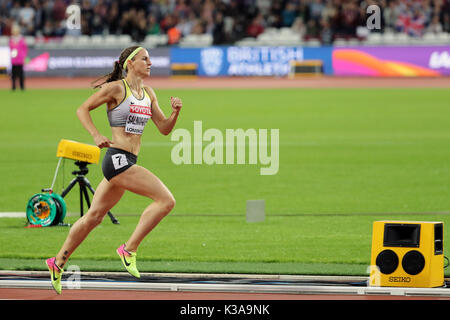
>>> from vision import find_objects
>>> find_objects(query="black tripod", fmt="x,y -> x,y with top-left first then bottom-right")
60,161 -> 119,224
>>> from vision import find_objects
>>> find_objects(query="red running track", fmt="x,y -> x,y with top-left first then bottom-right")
2,287 -> 450,300
1,76 -> 450,90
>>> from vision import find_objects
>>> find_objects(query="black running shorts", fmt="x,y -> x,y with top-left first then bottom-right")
102,147 -> 138,181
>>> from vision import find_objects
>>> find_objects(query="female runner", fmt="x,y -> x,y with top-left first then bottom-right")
46,46 -> 182,294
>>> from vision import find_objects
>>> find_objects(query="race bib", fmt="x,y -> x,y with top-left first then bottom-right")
125,103 -> 152,135
112,153 -> 128,170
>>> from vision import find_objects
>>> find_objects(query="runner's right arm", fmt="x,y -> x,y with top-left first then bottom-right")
76,82 -> 123,148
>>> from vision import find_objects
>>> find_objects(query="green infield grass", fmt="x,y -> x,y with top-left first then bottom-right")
1,86 -> 450,276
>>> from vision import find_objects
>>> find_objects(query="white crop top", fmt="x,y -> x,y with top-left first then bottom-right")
107,79 -> 152,135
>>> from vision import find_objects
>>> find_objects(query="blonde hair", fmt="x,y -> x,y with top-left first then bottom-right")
11,23 -> 21,36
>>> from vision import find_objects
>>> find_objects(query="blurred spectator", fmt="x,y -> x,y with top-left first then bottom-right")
396,5 -> 426,36
167,26 -> 181,44
269,0 -> 283,18
176,15 -> 193,37
212,11 -> 227,44
0,1 -> 10,19
267,0 -> 283,28
52,0 -> 66,21
322,0 -> 337,23
309,0 -> 325,22
203,14 -> 215,34
246,13 -> 265,37
444,13 -> 450,32
281,2 -> 297,27
256,0 -> 271,16
33,0 -> 46,35
230,15 -> 246,41
118,10 -> 133,36
306,19 -> 320,38
174,0 -> 190,19
191,17 -> 206,34
42,20 -> 55,37
202,0 -> 215,23
267,13 -> 283,28
165,13 -> 181,44
0,0 -> 448,45
9,23 -> 28,91
339,0 -> 361,36
408,8 -> 426,36
80,0 -> 94,35
441,0 -> 450,32
395,6 -> 410,32
1,18 -> 13,36
427,14 -> 443,33
383,0 -> 398,30
19,1 -> 35,34
91,0 -> 109,35
147,14 -> 161,35
134,15 -> 148,42
421,0 -> 433,24
297,1 -> 311,25
320,18 -> 334,43
106,1 -> 120,34
160,12 -> 176,33
10,2 -> 21,22
291,17 -> 306,38
222,15 -> 234,41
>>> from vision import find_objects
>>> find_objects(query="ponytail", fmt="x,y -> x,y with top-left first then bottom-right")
91,45 -> 142,89
91,60 -> 124,89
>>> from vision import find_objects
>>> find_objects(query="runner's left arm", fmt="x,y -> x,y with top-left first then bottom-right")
145,86 -> 182,135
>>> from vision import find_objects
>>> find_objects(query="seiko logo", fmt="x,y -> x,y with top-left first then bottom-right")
72,151 -> 92,159
389,276 -> 411,283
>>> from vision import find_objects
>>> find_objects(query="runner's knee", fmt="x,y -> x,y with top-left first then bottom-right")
85,209 -> 106,227
158,194 -> 176,215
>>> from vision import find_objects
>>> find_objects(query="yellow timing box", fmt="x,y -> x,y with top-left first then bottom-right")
170,63 -> 198,77
369,221 -> 444,288
171,63 -> 198,70
290,59 -> 323,67
288,60 -> 323,78
56,139 -> 100,164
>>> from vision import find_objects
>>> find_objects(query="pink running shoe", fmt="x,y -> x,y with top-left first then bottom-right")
116,244 -> 140,278
46,257 -> 63,294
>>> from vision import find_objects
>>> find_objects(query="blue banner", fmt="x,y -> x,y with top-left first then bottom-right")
171,46 -> 333,76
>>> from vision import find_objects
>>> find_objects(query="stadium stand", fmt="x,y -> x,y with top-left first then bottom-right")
0,0 -> 449,48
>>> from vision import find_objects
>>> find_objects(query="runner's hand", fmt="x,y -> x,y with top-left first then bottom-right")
94,134 -> 113,149
171,97 -> 182,112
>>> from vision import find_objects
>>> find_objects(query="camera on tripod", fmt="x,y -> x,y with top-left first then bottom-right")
26,139 -> 119,227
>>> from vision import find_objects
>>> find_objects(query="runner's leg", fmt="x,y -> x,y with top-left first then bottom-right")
54,178 -> 125,268
109,165 -> 175,252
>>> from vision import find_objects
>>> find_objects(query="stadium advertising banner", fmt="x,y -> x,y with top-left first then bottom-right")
3,45 -> 449,77
0,47 -> 171,77
333,46 -> 450,76
171,46 -> 334,76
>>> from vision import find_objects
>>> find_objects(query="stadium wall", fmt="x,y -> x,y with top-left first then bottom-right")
1,45 -> 449,77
